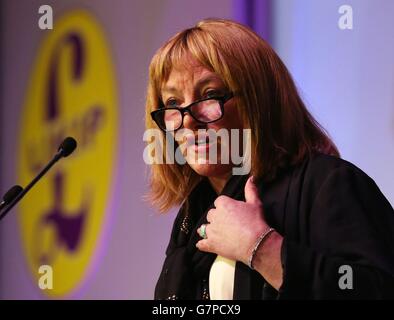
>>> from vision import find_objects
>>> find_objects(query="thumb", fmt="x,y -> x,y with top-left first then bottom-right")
244,176 -> 261,205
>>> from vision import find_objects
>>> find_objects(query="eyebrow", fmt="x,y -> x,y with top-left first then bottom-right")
161,75 -> 224,95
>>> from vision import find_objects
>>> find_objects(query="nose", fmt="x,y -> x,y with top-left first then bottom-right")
183,112 -> 206,131
183,112 -> 196,129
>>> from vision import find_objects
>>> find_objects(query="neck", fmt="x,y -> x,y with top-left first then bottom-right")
208,173 -> 231,194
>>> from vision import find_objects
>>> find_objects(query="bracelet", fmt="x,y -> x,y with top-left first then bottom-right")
247,227 -> 275,270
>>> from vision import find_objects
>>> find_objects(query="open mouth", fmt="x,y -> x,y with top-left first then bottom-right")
180,132 -> 220,157
194,136 -> 211,146
182,132 -> 213,148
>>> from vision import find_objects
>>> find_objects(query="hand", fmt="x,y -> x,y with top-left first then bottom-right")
196,176 -> 269,264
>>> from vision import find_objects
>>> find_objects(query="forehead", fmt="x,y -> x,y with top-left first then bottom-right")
166,65 -> 211,84
161,58 -> 223,93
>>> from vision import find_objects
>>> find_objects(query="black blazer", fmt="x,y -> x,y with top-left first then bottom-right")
155,153 -> 394,299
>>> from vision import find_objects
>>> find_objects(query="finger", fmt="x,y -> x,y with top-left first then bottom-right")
214,195 -> 231,208
207,209 -> 216,223
244,176 -> 261,205
196,239 -> 212,253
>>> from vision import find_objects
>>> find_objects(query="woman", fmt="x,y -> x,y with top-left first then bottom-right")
145,18 -> 394,299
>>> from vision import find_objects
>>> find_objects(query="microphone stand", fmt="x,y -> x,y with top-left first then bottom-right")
0,151 -> 63,221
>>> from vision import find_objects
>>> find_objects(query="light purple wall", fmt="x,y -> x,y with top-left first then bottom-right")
272,0 -> 394,206
0,0 -> 233,299
233,0 -> 271,42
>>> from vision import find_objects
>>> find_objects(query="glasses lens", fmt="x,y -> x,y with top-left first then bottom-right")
155,109 -> 182,131
191,99 -> 222,122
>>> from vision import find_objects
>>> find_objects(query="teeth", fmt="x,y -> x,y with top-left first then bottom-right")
186,134 -> 211,146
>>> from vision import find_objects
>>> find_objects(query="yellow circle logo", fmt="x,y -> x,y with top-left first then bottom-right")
18,10 -> 118,297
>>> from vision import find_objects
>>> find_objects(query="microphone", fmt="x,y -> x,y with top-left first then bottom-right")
57,136 -> 77,158
0,185 -> 23,211
0,137 -> 77,221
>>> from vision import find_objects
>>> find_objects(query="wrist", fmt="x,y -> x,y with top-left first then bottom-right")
246,227 -> 276,269
252,231 -> 284,290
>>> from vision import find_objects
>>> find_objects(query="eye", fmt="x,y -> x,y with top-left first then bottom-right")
165,98 -> 179,108
204,90 -> 221,99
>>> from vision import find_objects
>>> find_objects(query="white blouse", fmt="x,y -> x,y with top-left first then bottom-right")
209,255 -> 236,300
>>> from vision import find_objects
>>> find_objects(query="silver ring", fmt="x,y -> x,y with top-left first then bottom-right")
199,224 -> 208,239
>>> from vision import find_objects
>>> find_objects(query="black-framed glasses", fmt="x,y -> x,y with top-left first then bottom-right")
151,93 -> 234,132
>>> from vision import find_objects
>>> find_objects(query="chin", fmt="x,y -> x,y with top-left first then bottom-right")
188,162 -> 233,178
